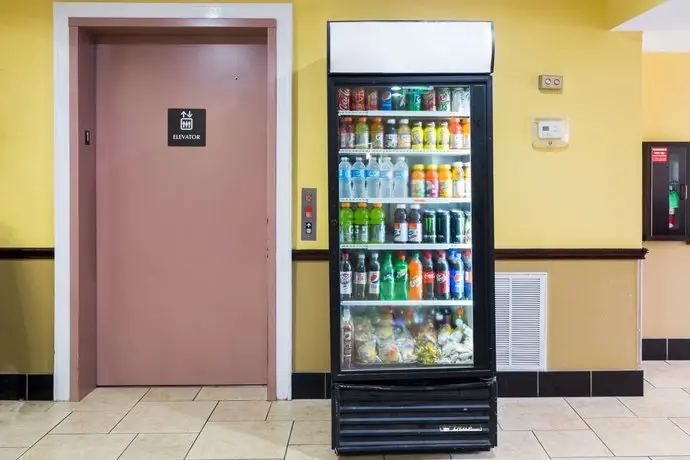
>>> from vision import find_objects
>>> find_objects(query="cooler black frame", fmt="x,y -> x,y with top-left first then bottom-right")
326,74 -> 496,382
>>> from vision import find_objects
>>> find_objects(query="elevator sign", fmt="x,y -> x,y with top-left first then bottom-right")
168,108 -> 206,147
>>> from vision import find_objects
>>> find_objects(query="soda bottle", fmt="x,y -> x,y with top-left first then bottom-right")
463,251 -> 473,300
340,252 -> 352,300
393,253 -> 409,301
448,249 -> 464,300
422,251 -> 435,300
351,157 -> 366,197
367,251 -> 381,300
353,252 -> 367,300
369,203 -> 386,244
339,202 -> 354,243
353,203 -> 370,244
338,157 -> 352,199
434,251 -> 450,300
379,157 -> 394,198
408,252 -> 423,300
341,307 -> 353,369
380,253 -> 395,301
407,204 -> 422,243
393,205 -> 408,243
393,157 -> 409,198
339,118 -> 355,149
366,156 -> 380,199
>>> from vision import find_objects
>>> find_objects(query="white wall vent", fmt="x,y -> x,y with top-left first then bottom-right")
495,272 -> 547,371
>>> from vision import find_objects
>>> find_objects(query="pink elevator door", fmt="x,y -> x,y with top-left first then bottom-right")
95,35 -> 269,386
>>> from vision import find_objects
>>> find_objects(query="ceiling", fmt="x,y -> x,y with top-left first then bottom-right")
614,0 -> 690,52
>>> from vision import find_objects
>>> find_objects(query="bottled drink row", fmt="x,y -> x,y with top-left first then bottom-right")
341,203 -> 471,245
338,86 -> 470,113
341,305 -> 473,366
339,157 -> 471,199
340,250 -> 472,301
339,117 -> 470,150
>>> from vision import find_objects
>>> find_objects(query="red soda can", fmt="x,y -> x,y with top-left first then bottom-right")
338,88 -> 351,111
366,89 -> 378,110
422,89 -> 436,111
351,88 -> 366,111
437,88 -> 451,111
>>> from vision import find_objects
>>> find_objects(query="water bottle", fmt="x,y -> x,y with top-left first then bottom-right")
379,157 -> 394,198
338,157 -> 352,198
366,156 -> 380,198
351,157 -> 366,198
393,157 -> 409,198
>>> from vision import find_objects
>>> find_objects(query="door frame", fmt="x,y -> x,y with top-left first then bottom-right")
53,2 -> 293,401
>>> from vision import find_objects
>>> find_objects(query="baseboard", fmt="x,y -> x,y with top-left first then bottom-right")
0,374 -> 53,401
643,338 -> 690,360
293,369 -> 644,399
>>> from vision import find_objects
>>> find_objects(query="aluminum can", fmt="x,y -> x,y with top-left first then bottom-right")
450,210 -> 465,243
422,89 -> 436,111
422,210 -> 437,243
436,210 -> 450,244
351,88 -> 366,111
366,89 -> 378,110
338,88 -> 351,111
437,88 -> 451,112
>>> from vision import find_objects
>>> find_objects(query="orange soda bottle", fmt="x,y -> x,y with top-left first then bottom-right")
408,252 -> 423,300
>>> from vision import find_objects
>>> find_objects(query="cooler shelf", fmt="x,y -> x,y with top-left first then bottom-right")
340,197 -> 471,204
338,148 -> 471,157
340,243 -> 471,251
339,110 -> 470,118
342,300 -> 473,307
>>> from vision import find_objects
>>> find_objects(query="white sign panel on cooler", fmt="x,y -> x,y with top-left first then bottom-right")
328,21 -> 494,74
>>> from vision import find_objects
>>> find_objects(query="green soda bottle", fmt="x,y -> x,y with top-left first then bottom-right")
369,203 -> 386,244
394,253 -> 409,301
353,202 -> 370,244
339,203 -> 354,243
380,252 -> 395,300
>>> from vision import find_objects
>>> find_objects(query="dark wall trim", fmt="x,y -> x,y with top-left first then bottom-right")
643,338 -> 690,360
292,248 -> 648,261
293,370 -> 643,399
0,248 -> 55,260
0,374 -> 53,401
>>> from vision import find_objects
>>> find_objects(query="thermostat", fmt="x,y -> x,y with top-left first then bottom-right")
532,117 -> 569,149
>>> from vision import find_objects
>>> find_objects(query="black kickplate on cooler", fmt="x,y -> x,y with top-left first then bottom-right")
332,378 -> 497,455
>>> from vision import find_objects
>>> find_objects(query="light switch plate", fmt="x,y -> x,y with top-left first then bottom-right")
539,74 -> 563,91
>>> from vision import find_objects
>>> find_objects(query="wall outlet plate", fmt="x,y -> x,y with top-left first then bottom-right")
539,74 -> 563,91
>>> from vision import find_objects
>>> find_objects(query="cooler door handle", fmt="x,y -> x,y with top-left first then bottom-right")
682,184 -> 688,200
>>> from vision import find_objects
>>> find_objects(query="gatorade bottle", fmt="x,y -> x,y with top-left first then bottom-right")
422,251 -> 435,300
394,253 -> 409,301
380,253 -> 395,301
339,203 -> 354,243
353,203 -> 370,244
408,252 -> 423,300
369,203 -> 386,244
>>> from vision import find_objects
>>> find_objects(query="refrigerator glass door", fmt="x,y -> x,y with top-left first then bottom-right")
336,84 -> 478,370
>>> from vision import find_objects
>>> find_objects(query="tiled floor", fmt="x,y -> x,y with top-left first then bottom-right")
4,362 -> 690,459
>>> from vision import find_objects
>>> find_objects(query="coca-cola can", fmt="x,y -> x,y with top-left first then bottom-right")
338,88 -> 351,111
365,89 -> 378,110
351,88 -> 366,111
437,88 -> 451,112
422,89 -> 436,111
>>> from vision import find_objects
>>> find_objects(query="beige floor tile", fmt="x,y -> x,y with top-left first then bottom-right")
566,397 -> 635,418
119,433 -> 196,460
289,420 -> 330,445
210,401 -> 271,421
653,457 -> 690,460
195,385 -> 267,401
51,410 -> 127,434
643,361 -> 690,388
498,398 -> 587,430
0,402 -> 21,412
112,401 -> 216,433
0,410 -> 71,448
588,417 -> 690,456
0,448 -> 26,460
12,402 -> 55,413
451,431 -> 548,459
73,387 -> 148,412
142,387 -> 201,402
187,421 -> 292,459
534,429 -> 612,457
268,400 -> 331,421
620,388 -> 690,417
287,445 -> 382,460
21,433 -> 135,460
672,417 -> 690,435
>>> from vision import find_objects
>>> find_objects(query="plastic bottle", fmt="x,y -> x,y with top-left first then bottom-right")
380,253 -> 395,301
425,164 -> 439,198
367,251 -> 381,300
355,117 -> 369,149
366,156 -> 380,199
339,202 -> 354,243
449,118 -> 463,150
463,163 -> 472,198
424,122 -> 437,150
339,252 -> 352,300
463,250 -> 473,300
393,253 -> 409,301
439,164 -> 452,198
437,121 -> 450,150
422,251 -> 435,300
384,119 -> 398,149
341,307 -> 353,369
448,249 -> 464,300
370,117 -> 384,149
353,203 -> 370,244
452,162 -> 465,198
407,204 -> 422,243
379,157 -> 394,198
411,121 -> 424,150
435,251 -> 450,300
408,252 -> 423,301
351,157 -> 366,198
353,252 -> 367,300
397,119 -> 411,149
393,205 -> 408,243
339,117 -> 355,149
392,157 -> 409,198
369,203 -> 386,244
338,157 -> 352,199
410,164 -> 425,198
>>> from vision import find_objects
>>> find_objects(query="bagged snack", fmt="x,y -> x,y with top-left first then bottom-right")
394,326 -> 416,363
356,339 -> 380,364
414,337 -> 440,364
378,339 -> 402,363
437,323 -> 453,346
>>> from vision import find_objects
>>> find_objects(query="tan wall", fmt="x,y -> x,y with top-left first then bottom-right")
0,260 -> 54,374
293,259 -> 639,372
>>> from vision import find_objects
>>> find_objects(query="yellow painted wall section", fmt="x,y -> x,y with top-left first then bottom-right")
605,0 -> 667,29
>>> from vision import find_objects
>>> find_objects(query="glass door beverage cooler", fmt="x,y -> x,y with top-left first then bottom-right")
327,21 -> 497,455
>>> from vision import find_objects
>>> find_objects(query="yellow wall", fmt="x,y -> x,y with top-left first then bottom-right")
642,52 -> 690,338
